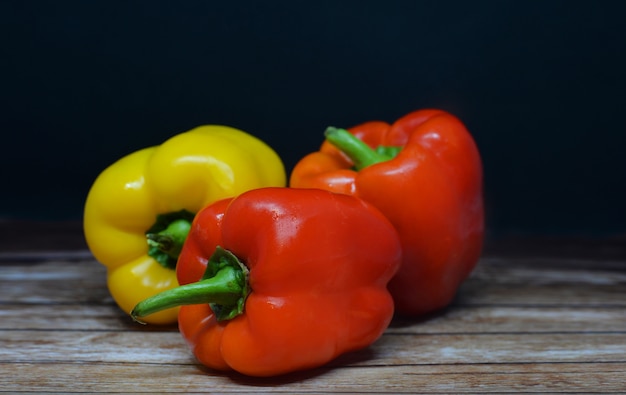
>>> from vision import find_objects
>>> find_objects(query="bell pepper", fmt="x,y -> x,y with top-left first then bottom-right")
83,125 -> 286,324
131,187 -> 401,376
289,109 -> 484,316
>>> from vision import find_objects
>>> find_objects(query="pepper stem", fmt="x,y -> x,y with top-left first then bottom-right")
131,246 -> 250,324
145,210 -> 195,269
324,127 -> 400,170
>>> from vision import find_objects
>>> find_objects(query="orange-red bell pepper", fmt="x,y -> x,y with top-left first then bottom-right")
290,109 -> 484,316
131,187 -> 401,377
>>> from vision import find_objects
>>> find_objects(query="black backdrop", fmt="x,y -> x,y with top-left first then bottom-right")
2,1 -> 625,237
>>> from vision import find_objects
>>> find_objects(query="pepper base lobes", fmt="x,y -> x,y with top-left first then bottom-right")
290,109 -> 484,317
83,125 -> 286,325
133,188 -> 402,377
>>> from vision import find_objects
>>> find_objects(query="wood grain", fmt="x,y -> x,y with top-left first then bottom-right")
1,224 -> 625,393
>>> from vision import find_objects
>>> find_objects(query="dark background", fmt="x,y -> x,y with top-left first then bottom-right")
2,1 -> 625,238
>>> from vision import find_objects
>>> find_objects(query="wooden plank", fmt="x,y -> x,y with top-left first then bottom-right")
0,304 -> 159,331
0,259 -> 111,304
1,362 -> 625,393
1,330 -> 624,366
388,305 -> 626,334
0,330 -> 192,365
457,256 -> 626,307
2,304 -> 625,333
2,256 -> 625,306
457,283 -> 626,306
472,256 -> 626,282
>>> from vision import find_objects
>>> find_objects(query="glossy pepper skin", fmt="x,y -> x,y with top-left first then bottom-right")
132,188 -> 401,377
290,109 -> 484,316
83,125 -> 286,324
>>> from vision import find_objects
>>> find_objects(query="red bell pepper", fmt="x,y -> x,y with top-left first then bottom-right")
290,109 -> 484,316
131,187 -> 401,377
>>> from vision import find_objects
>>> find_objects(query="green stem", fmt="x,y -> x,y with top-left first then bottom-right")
146,219 -> 191,260
145,210 -> 195,269
131,246 -> 250,324
324,127 -> 401,170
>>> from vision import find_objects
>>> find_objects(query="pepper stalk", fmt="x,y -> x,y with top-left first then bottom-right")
324,127 -> 402,170
131,246 -> 250,323
145,210 -> 195,269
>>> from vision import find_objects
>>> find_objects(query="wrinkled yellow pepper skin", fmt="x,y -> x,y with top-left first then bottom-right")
84,125 -> 286,324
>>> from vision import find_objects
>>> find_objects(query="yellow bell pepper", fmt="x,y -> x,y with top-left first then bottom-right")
83,125 -> 286,324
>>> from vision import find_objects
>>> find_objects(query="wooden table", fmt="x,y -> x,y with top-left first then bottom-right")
1,221 -> 625,393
